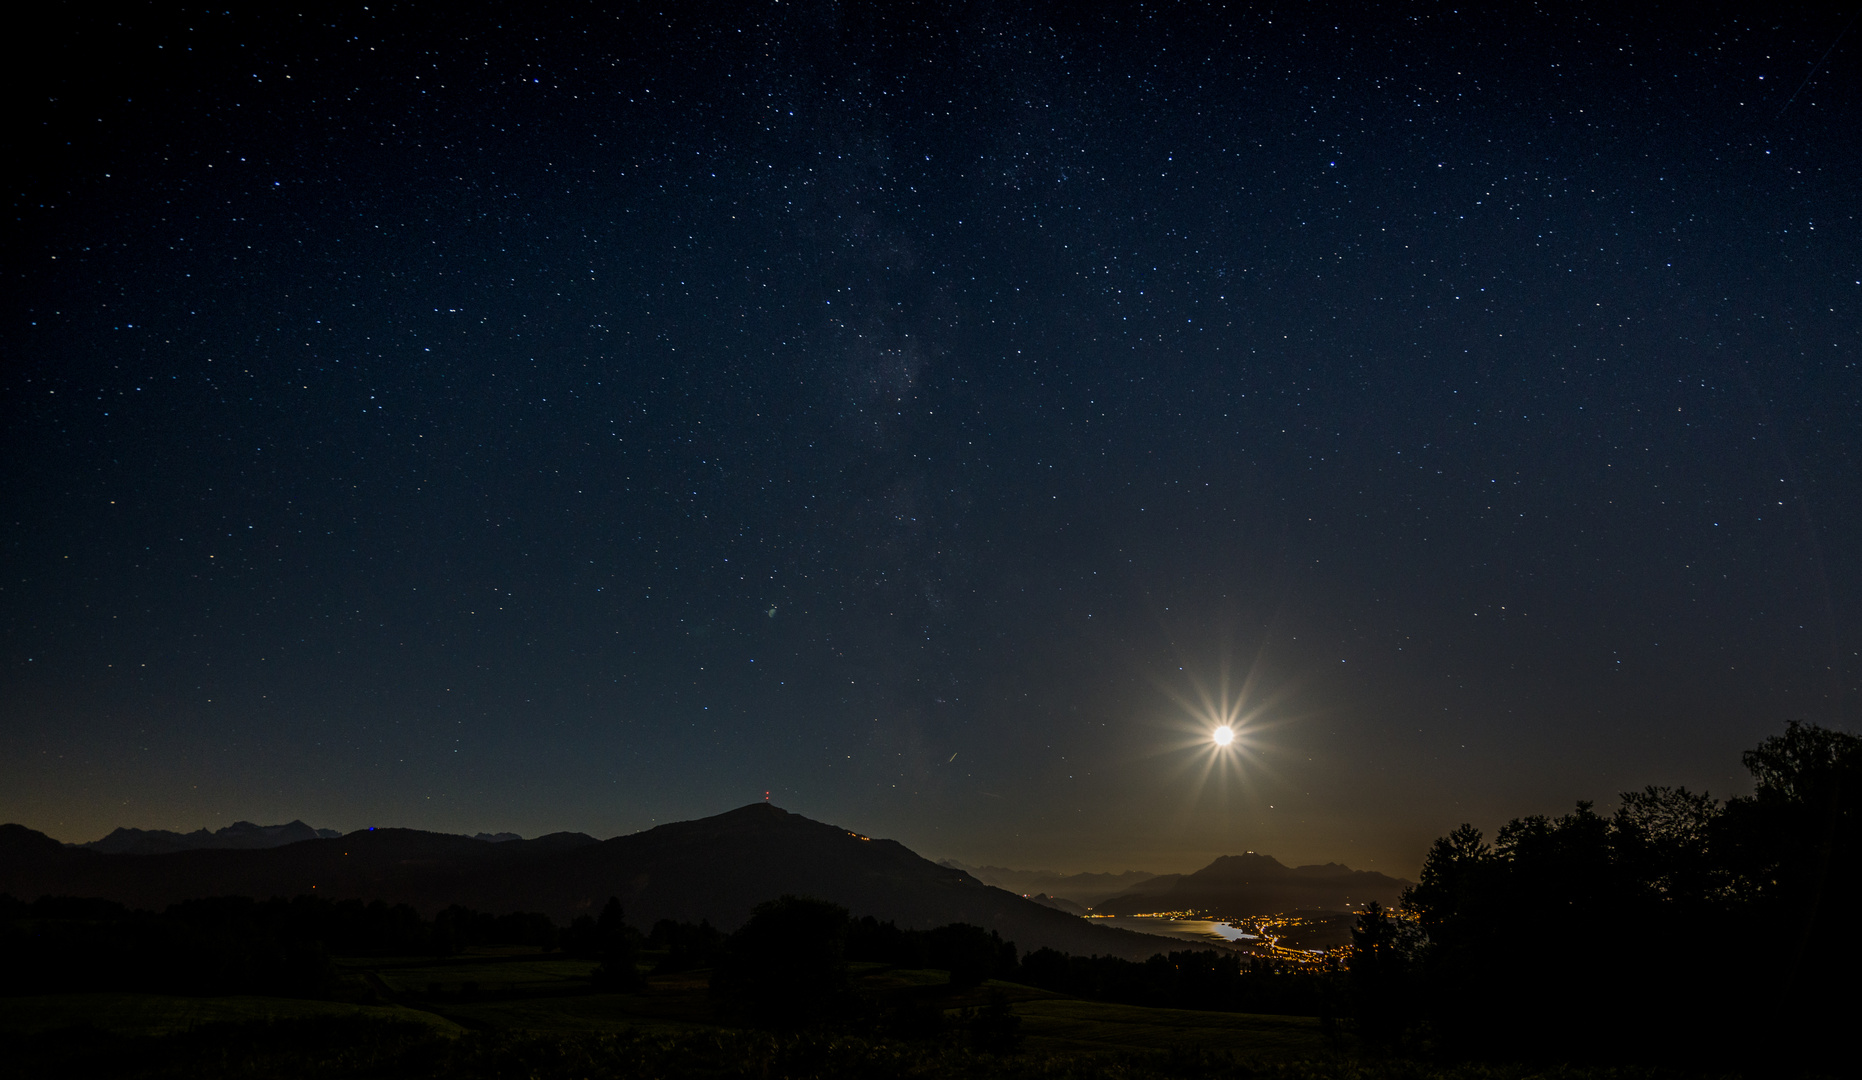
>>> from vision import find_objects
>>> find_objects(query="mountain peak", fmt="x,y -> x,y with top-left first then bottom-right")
1199,852 -> 1292,875
1096,850 -> 1411,916
729,802 -> 789,815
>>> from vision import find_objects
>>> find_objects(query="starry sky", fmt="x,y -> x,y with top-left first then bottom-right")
3,2 -> 1858,875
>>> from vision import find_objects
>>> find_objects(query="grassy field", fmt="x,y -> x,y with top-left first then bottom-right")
338,948 -> 600,1000
0,992 -> 464,1037
4,969 -> 1733,1080
1015,997 -> 1331,1057
4,949 -> 1343,1064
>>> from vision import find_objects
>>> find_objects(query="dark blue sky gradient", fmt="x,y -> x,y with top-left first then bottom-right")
4,2 -> 1858,873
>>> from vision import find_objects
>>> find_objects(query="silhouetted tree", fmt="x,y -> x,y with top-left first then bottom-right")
588,898 -> 646,991
924,922 -> 1014,989
1399,722 -> 1862,1069
432,905 -> 557,951
560,913 -> 599,957
1347,902 -> 1416,1047
1715,721 -> 1860,1071
844,915 -> 926,968
1405,803 -> 1647,1061
709,895 -> 851,1026
1611,784 -> 1722,899
646,918 -> 723,973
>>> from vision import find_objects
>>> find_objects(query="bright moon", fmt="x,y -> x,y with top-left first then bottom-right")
1212,725 -> 1235,747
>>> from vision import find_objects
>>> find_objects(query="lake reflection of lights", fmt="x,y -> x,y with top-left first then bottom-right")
1096,915 -> 1258,945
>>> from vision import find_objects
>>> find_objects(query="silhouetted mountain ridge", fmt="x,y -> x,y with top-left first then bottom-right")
1095,850 -> 1409,915
1027,893 -> 1092,916
76,820 -> 344,855
0,805 -> 1183,961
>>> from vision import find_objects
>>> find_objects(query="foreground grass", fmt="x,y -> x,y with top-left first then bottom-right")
0,987 -> 1332,1060
0,993 -> 463,1037
3,1014 -> 1720,1080
346,958 -> 1333,1061
1018,998 -> 1330,1057
340,949 -> 598,998
2,952 -> 1755,1080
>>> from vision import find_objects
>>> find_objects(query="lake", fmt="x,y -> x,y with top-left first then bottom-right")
1095,915 -> 1259,947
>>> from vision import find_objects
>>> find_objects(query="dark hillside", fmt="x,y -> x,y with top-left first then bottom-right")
528,805 -> 1179,958
0,806 -> 1180,960
0,823 -> 74,862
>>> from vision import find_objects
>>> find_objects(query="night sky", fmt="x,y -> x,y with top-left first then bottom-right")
4,3 -> 1858,875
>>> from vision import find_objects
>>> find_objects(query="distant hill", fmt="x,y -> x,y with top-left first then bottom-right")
1094,852 -> 1409,916
0,805 -> 1186,961
0,823 -> 68,861
936,860 -> 1159,907
1027,892 -> 1092,916
76,820 -> 342,855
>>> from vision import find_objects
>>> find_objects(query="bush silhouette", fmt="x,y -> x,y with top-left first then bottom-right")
924,922 -> 1014,989
647,918 -> 723,973
709,895 -> 851,1026
586,898 -> 646,991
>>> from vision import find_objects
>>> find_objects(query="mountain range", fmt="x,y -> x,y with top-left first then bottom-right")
75,820 -> 344,855
69,820 -> 533,855
936,860 -> 1159,907
1090,852 -> 1410,916
0,805 -> 1186,961
5,809 -> 1409,945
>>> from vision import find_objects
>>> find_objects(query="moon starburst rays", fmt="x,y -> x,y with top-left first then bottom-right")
1150,659 -> 1294,818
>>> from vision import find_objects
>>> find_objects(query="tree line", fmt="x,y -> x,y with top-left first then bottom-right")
1347,721 -> 1858,1072
0,894 -> 578,997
